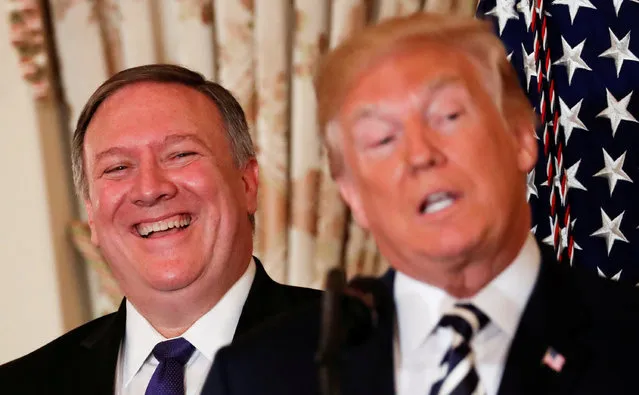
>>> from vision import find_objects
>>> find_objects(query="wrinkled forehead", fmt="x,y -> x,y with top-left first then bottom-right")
339,43 -> 482,120
82,82 -> 228,167
340,41 -> 481,110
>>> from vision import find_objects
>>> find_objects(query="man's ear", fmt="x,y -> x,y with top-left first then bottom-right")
241,158 -> 259,214
513,119 -> 538,173
336,175 -> 369,230
83,198 -> 99,246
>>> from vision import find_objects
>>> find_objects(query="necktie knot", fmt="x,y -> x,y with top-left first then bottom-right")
151,338 -> 195,366
146,338 -> 195,395
429,303 -> 490,395
436,303 -> 489,343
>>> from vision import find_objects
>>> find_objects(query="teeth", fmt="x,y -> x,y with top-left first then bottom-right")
136,214 -> 191,237
427,192 -> 449,203
425,198 -> 454,214
422,193 -> 455,214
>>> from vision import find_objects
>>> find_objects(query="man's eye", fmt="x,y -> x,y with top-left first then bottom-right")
172,152 -> 196,159
375,135 -> 396,146
428,106 -> 465,132
104,165 -> 127,174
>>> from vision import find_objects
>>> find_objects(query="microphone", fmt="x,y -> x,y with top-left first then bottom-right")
317,267 -> 346,395
316,269 -> 389,395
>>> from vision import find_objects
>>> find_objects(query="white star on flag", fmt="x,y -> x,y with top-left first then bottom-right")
558,97 -> 588,144
553,37 -> 592,85
517,0 -> 534,30
568,219 -> 583,266
541,157 -> 562,196
593,149 -> 633,196
543,215 -> 560,248
590,209 -> 629,255
596,89 -> 638,137
599,29 -> 639,77
612,0 -> 639,16
486,0 -> 520,35
558,221 -> 569,257
565,159 -> 588,193
597,267 -> 622,281
552,0 -> 596,24
522,44 -> 538,90
551,157 -> 570,205
526,168 -> 538,201
557,219 -> 582,262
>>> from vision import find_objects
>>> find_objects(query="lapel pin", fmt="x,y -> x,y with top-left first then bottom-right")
541,347 -> 566,372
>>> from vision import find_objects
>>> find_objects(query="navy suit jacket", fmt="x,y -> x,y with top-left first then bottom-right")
202,247 -> 639,395
0,258 -> 320,395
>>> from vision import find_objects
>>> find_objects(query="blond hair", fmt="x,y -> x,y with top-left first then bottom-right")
314,13 -> 535,178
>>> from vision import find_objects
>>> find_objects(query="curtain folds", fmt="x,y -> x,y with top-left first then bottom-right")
11,0 -> 475,315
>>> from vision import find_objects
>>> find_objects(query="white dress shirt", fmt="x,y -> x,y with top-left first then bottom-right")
394,234 -> 541,395
114,259 -> 256,395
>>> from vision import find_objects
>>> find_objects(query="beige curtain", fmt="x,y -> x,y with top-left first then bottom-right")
9,0 -> 475,316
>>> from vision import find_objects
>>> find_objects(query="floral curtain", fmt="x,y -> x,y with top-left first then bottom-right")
9,0 -> 475,317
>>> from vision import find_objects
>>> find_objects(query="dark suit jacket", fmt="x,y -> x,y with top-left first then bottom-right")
0,258 -> 320,394
202,247 -> 639,395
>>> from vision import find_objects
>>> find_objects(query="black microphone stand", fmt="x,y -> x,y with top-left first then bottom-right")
316,267 -> 346,395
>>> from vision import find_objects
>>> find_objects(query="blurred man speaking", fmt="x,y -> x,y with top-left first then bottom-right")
202,13 -> 639,395
0,64 -> 319,395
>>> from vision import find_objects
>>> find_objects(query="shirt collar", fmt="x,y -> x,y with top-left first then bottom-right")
472,234 -> 540,337
121,258 -> 256,388
394,234 -> 541,356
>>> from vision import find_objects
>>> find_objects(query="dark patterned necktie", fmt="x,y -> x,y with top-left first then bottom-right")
429,303 -> 490,395
145,337 -> 195,395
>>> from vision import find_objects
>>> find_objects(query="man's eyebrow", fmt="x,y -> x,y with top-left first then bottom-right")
163,133 -> 213,155
348,105 -> 391,124
93,133 -> 211,163
414,76 -> 465,102
162,133 -> 208,147
347,75 -> 464,123
93,147 -> 130,163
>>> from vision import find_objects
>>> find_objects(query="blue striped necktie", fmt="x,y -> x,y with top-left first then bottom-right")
429,303 -> 490,395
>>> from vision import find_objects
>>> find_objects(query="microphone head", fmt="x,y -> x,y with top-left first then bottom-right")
339,293 -> 374,347
318,271 -> 393,353
340,276 -> 394,347
325,267 -> 347,292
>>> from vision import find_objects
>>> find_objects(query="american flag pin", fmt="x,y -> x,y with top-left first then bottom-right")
541,347 -> 566,372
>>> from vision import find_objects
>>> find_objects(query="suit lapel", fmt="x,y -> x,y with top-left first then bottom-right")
234,257 -> 278,339
66,299 -> 127,395
498,247 -> 591,395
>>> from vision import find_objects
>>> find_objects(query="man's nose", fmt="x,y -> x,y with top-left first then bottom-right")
404,121 -> 445,172
130,162 -> 178,206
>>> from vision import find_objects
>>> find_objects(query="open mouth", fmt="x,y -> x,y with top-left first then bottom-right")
135,214 -> 192,238
418,192 -> 459,215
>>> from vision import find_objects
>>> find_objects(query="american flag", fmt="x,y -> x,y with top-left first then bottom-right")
542,347 -> 566,372
476,0 -> 639,284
